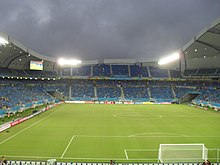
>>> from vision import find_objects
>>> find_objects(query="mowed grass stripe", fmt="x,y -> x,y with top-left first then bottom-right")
0,104 -> 219,162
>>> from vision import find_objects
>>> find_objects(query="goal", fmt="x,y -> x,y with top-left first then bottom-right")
158,144 -> 208,163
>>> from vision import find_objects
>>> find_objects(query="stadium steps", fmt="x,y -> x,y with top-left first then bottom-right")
110,65 -> 113,76
171,86 -> 177,98
91,65 -> 93,76
168,69 -> 171,78
120,87 -> 125,99
69,85 -> 72,98
47,90 -> 66,101
147,66 -> 151,77
147,87 -> 151,98
94,86 -> 97,98
215,68 -> 219,75
195,69 -> 199,75
128,65 -> 131,77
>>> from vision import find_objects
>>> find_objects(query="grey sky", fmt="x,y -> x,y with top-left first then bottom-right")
0,0 -> 220,61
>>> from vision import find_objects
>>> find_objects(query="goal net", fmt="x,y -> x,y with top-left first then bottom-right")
158,144 -> 208,163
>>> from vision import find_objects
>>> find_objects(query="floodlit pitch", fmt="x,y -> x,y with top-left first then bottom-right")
0,104 -> 219,163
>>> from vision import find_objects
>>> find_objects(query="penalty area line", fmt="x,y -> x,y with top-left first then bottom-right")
61,135 -> 75,158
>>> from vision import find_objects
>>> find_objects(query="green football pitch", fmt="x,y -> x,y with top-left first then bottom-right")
0,103 -> 220,163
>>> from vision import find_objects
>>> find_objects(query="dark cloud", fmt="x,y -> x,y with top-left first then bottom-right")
0,0 -> 220,61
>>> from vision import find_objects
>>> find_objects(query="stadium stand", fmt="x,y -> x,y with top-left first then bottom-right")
72,84 -> 94,99
0,68 -> 15,76
130,65 -> 141,77
141,66 -> 150,77
149,66 -> 168,78
150,86 -> 173,102
124,87 -> 149,101
72,65 -> 91,77
197,68 -> 217,76
183,69 -> 198,76
169,69 -> 181,78
92,64 -> 111,77
0,82 -> 53,111
60,67 -> 71,76
97,86 -> 121,100
112,65 -> 129,77
174,87 -> 197,98
193,89 -> 220,104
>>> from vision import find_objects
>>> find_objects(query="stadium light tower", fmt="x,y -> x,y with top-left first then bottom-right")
158,52 -> 180,65
0,37 -> 9,45
57,58 -> 82,66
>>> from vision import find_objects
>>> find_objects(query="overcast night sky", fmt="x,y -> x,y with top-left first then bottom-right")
0,0 -> 220,61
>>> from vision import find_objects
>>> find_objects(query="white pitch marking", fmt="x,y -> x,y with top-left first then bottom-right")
125,149 -> 158,151
124,149 -> 128,159
128,132 -> 190,137
72,134 -> 220,138
61,135 -> 75,158
0,105 -> 64,145
5,155 -> 157,160
113,113 -> 162,119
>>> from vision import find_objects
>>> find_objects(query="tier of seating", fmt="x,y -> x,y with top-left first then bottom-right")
149,66 -> 168,78
1,65 -> 177,78
174,87 -> 197,98
193,89 -> 220,104
0,83 -> 53,111
72,85 -> 94,98
1,66 -> 220,78
1,79 -> 220,113
92,64 -> 111,77
58,64 -> 177,78
124,87 -> 149,101
150,87 -> 173,101
97,87 -> 121,100
169,69 -> 181,78
0,68 -> 57,78
184,68 -> 220,77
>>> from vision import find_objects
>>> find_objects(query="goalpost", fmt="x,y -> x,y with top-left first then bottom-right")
158,144 -> 208,163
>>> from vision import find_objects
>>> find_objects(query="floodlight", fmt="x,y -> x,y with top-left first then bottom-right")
158,52 -> 180,65
0,37 -> 9,45
58,58 -> 82,66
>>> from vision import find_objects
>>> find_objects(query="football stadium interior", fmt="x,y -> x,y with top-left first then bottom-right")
0,18 -> 220,165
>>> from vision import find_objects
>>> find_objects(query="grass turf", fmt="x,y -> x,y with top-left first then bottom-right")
0,103 -> 219,163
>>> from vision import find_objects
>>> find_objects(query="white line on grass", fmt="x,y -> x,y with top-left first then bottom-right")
124,149 -> 128,159
73,134 -> 220,138
61,135 -> 75,158
128,132 -> 190,137
74,135 -> 187,138
5,155 -> 158,161
125,149 -> 158,151
0,105 -> 64,145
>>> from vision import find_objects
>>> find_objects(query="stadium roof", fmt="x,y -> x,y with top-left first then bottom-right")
1,17 -> 220,71
0,32 -> 55,70
182,17 -> 220,69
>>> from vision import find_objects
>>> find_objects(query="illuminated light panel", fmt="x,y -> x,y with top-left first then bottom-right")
58,58 -> 82,66
0,37 -> 9,45
158,52 -> 180,65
